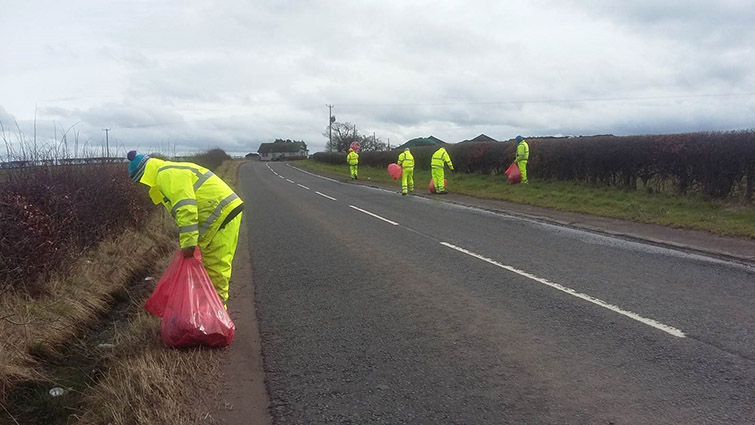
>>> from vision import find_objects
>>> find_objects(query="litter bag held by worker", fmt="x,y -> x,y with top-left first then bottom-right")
387,163 -> 402,180
144,250 -> 184,317
505,162 -> 522,185
161,249 -> 235,348
428,178 -> 447,193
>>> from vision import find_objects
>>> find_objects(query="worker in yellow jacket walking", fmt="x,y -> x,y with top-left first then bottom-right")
397,148 -> 414,195
515,135 -> 529,184
347,148 -> 359,180
127,151 -> 244,303
431,147 -> 454,194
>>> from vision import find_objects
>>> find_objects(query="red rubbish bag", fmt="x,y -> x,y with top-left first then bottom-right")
144,250 -> 184,317
505,162 -> 522,185
146,248 -> 235,347
428,178 -> 448,193
387,163 -> 402,180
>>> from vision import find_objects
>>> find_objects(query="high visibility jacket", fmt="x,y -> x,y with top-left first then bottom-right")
347,151 -> 359,165
431,148 -> 454,170
397,151 -> 414,168
516,140 -> 529,162
139,158 -> 243,249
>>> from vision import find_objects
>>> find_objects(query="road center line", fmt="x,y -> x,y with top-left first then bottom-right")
349,205 -> 399,226
289,165 -> 340,182
440,242 -> 686,338
315,191 -> 337,201
297,184 -> 310,190
279,175 -> 285,179
286,178 -> 295,183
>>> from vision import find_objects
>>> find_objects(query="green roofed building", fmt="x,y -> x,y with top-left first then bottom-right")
394,135 -> 447,151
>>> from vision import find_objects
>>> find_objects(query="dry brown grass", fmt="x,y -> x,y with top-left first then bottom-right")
0,213 -> 175,403
76,312 -> 222,425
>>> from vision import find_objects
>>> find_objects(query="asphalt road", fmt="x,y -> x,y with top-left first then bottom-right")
238,161 -> 755,425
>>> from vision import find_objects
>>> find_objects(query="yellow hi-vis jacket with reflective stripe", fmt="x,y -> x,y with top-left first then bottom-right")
347,151 -> 359,165
139,158 -> 243,249
516,140 -> 530,162
397,151 -> 414,168
431,147 -> 454,170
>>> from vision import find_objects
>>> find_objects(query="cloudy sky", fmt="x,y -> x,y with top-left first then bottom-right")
2,0 -> 754,158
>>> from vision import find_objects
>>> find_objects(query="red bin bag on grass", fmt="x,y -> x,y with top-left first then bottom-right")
428,178 -> 447,193
144,250 -> 184,317
505,162 -> 522,185
146,248 -> 235,347
387,163 -> 402,180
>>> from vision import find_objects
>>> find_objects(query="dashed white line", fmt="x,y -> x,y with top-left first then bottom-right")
279,175 -> 285,179
286,178 -> 295,183
297,184 -> 310,190
349,205 -> 399,226
289,165 -> 340,182
440,242 -> 686,338
315,191 -> 337,201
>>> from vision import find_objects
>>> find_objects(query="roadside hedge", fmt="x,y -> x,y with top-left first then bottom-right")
0,164 -> 152,294
314,131 -> 755,201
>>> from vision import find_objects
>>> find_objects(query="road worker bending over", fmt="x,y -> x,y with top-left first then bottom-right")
515,135 -> 529,184
431,147 -> 454,194
347,148 -> 359,180
397,147 -> 415,195
127,151 -> 244,303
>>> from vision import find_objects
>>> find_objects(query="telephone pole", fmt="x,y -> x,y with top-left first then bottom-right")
102,128 -> 110,157
326,104 -> 334,150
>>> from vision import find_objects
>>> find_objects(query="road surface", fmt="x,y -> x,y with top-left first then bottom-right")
238,161 -> 754,424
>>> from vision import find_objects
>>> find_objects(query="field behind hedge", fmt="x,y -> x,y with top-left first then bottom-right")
314,131 -> 755,202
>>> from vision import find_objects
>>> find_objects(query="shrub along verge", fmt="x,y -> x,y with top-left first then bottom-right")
298,160 -> 755,239
314,131 -> 755,202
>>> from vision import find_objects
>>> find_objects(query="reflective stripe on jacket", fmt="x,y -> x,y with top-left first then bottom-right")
431,148 -> 454,170
516,141 -> 530,162
347,151 -> 359,165
397,151 -> 414,168
140,159 -> 243,248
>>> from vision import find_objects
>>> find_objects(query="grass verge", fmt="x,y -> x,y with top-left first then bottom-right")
298,160 -> 755,239
1,160 -> 248,425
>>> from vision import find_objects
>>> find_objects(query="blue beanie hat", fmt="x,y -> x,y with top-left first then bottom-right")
127,151 -> 150,182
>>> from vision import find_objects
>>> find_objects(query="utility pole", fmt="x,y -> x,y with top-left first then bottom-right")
326,104 -> 334,151
102,128 -> 110,157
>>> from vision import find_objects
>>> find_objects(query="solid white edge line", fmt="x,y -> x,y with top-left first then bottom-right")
286,178 -> 295,183
440,242 -> 686,338
297,184 -> 310,190
349,205 -> 399,226
315,191 -> 337,201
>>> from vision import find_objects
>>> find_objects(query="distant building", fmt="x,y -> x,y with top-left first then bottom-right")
257,141 -> 308,161
460,134 -> 498,143
393,135 -> 447,150
245,152 -> 260,160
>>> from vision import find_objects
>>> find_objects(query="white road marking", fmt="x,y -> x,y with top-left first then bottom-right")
315,191 -> 337,201
286,178 -> 295,183
297,184 -> 310,190
440,242 -> 686,338
289,165 -> 340,182
349,205 -> 399,226
279,175 -> 285,179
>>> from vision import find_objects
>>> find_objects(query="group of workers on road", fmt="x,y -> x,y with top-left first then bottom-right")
124,135 -> 528,312
345,135 -> 530,193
